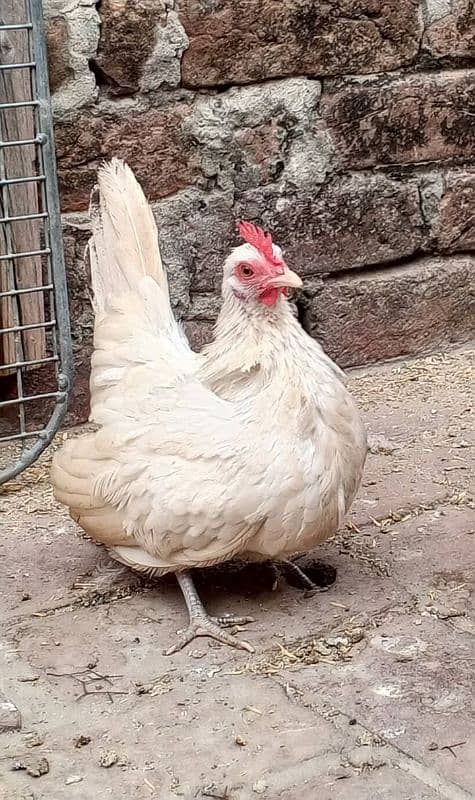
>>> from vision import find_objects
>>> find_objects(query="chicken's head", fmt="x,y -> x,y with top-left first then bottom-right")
222,221 -> 302,307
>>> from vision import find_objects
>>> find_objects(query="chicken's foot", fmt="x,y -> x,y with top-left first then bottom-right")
165,571 -> 255,655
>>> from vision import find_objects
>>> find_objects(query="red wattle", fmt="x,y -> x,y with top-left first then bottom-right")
259,288 -> 281,306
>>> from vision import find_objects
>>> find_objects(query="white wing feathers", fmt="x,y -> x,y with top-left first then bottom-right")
75,159 -> 267,563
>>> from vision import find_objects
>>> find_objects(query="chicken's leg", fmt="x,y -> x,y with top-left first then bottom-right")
271,559 -> 330,592
165,571 -> 255,655
281,558 -> 329,591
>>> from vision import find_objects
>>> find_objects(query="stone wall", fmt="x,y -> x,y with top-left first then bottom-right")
45,0 -> 474,423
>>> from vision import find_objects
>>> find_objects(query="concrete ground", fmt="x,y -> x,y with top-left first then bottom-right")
0,349 -> 473,800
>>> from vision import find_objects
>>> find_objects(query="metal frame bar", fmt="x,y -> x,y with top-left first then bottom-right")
0,390 -> 63,408
1,248 -> 51,260
0,319 -> 56,334
0,354 -> 57,371
0,100 -> 39,109
0,63 -> 36,71
0,283 -> 53,297
0,0 -> 73,485
0,175 -> 46,185
0,24 -> 33,32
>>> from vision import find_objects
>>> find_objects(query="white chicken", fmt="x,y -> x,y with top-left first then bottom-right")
51,159 -> 367,654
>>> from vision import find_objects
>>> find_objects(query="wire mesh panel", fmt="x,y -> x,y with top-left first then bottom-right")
0,0 -> 72,484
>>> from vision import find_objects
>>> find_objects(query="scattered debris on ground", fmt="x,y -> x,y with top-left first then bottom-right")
0,350 -> 473,799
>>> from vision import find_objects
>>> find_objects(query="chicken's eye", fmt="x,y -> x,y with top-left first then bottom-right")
240,264 -> 254,277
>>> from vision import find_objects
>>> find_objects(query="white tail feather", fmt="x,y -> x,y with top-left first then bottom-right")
88,158 -> 168,312
87,159 -> 195,424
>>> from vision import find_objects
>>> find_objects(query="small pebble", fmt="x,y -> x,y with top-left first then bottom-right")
99,750 -> 119,768
235,735 -> 247,746
65,776 -> 83,785
12,756 -> 49,777
24,732 -> 44,748
328,766 -> 351,779
0,697 -> 21,732
252,779 -> 268,794
346,746 -> 386,770
74,734 -> 91,748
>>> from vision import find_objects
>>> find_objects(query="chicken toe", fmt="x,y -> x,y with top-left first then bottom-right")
164,571 -> 255,655
212,613 -> 255,628
164,617 -> 254,655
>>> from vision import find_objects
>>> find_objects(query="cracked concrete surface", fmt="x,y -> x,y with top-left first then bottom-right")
0,349 -> 473,799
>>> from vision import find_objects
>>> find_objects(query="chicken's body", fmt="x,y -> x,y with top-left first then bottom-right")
51,160 -> 367,653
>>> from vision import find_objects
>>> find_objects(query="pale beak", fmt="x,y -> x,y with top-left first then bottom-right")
269,266 -> 303,289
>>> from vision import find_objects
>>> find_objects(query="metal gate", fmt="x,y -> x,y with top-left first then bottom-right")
0,0 -> 72,484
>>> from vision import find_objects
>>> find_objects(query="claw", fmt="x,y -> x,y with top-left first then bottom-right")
165,571 -> 255,656
164,615 -> 254,656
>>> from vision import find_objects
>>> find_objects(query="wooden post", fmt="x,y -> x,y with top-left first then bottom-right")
0,0 -> 46,372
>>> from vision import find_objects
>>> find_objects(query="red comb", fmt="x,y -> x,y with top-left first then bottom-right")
239,221 -> 282,266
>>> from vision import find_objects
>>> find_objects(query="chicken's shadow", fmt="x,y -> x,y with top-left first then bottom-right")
161,557 -> 337,598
